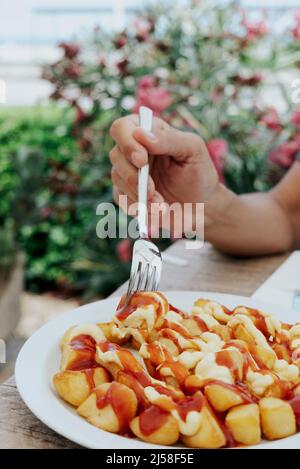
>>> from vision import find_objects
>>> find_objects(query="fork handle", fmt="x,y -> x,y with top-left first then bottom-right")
138,106 -> 153,239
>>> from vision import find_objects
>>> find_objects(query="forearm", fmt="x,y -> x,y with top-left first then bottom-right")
204,184 -> 295,256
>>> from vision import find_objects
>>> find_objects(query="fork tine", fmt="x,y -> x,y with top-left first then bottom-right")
149,265 -> 157,292
143,263 -> 152,291
134,261 -> 143,293
145,266 -> 152,292
126,267 -> 137,299
140,263 -> 150,291
153,266 -> 158,291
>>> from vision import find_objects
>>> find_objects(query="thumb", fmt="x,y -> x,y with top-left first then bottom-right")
133,121 -> 206,163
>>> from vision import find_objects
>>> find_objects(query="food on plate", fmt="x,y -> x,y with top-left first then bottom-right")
77,382 -> 137,433
53,291 -> 300,448
259,397 -> 296,440
225,403 -> 261,445
130,407 -> 180,445
53,368 -> 111,406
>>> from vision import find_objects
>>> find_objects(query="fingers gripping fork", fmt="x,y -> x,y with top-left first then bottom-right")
125,107 -> 162,301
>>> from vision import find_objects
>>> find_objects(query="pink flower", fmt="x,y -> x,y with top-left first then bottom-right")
206,138 -> 228,181
241,11 -> 269,41
269,140 -> 300,168
64,63 -> 82,78
117,58 -> 129,76
117,239 -> 132,263
133,75 -> 172,115
260,107 -> 282,132
291,111 -> 300,127
114,33 -> 128,49
138,75 -> 157,89
59,42 -> 80,59
74,106 -> 87,125
133,17 -> 151,42
292,11 -> 300,39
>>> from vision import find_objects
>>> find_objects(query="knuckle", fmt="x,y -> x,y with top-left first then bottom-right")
185,132 -> 204,154
123,143 -> 135,159
126,172 -> 137,188
109,147 -> 117,164
109,118 -> 122,138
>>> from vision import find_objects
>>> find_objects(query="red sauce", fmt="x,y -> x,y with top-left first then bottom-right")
176,393 -> 204,421
205,379 -> 257,404
289,396 -> 300,425
99,340 -> 144,374
98,341 -> 120,352
282,322 -> 293,331
139,405 -> 169,436
152,383 -> 183,400
116,292 -> 162,321
70,334 -> 96,351
120,369 -> 183,401
169,303 -> 186,317
223,305 -> 233,316
146,342 -> 171,365
234,307 -> 269,338
95,382 -> 134,433
252,310 -> 269,338
221,421 -> 236,448
157,361 -> 189,386
272,379 -> 295,400
160,329 -> 183,351
163,320 -> 193,339
120,350 -> 144,373
83,369 -> 95,390
68,334 -> 98,370
117,370 -> 149,410
116,305 -> 136,321
225,341 -> 259,377
133,370 -> 152,387
193,316 -> 209,332
216,350 -> 241,381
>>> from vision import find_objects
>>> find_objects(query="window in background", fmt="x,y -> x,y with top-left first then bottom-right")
0,0 -> 154,105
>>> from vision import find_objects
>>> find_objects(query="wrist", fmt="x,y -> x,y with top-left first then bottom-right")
204,183 -> 236,234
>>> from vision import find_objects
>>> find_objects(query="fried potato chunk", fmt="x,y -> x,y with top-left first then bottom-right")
259,397 -> 296,440
77,382 -> 137,433
97,322 -> 129,345
181,407 -> 226,449
130,407 -> 179,445
53,368 -> 110,406
225,404 -> 261,446
204,383 -> 244,412
248,343 -> 276,370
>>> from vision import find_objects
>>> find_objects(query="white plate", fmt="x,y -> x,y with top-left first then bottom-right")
15,291 -> 300,449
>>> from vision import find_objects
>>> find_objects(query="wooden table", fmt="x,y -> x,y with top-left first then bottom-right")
0,242 -> 289,449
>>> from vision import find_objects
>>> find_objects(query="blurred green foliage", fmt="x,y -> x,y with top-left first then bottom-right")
0,106 -> 130,298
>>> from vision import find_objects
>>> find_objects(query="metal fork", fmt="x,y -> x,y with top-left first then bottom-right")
125,106 -> 162,301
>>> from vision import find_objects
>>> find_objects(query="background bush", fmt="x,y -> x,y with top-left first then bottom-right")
1,0 -> 300,299
0,106 -> 130,299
